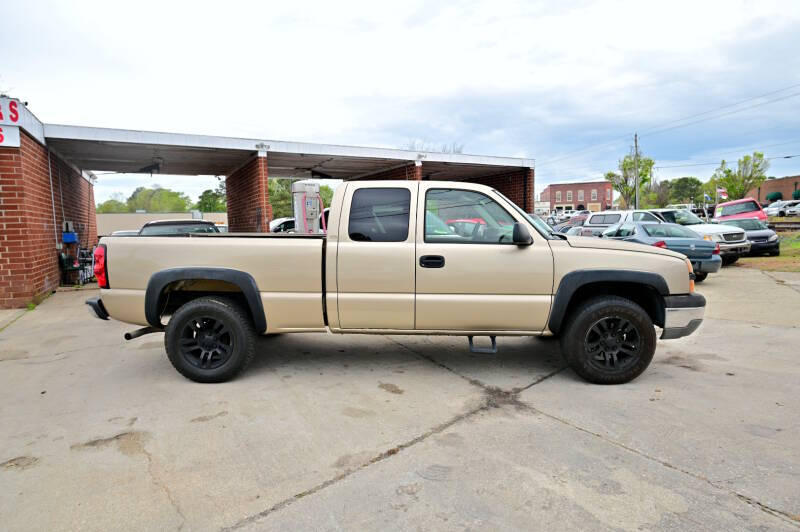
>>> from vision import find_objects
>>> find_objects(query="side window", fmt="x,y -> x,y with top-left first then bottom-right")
601,225 -> 619,237
617,223 -> 636,237
425,189 -> 516,244
604,214 -> 621,224
348,188 -> 410,242
588,214 -> 604,225
633,212 -> 659,222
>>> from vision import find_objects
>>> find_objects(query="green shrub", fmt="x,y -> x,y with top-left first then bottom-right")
766,191 -> 783,201
793,189 -> 800,200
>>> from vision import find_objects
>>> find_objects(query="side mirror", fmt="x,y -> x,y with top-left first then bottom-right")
512,222 -> 533,246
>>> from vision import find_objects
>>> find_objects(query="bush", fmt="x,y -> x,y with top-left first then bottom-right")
766,191 -> 783,201
794,189 -> 800,200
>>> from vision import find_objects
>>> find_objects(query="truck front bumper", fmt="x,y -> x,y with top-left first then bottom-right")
86,297 -> 109,320
718,241 -> 750,256
661,293 -> 705,340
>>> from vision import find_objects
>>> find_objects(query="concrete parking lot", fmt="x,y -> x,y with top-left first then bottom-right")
1,268 -> 799,531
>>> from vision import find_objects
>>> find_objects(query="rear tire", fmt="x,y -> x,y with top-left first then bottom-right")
559,296 -> 656,385
694,271 -> 708,282
165,296 -> 256,383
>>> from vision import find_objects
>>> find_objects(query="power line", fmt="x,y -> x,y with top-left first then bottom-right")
640,90 -> 800,138
637,82 -> 800,135
536,82 -> 800,167
655,153 -> 800,169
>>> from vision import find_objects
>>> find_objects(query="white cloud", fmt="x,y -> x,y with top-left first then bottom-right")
2,0 -> 799,201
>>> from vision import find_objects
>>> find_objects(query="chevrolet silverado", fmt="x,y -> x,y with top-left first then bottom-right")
87,180 -> 705,384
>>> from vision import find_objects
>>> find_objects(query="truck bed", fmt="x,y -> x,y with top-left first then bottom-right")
101,235 -> 326,333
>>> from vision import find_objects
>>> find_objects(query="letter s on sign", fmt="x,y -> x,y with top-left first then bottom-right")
9,101 -> 19,122
0,127 -> 5,144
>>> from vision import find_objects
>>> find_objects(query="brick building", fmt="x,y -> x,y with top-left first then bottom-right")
1,102 -> 97,308
539,181 -> 613,212
1,97 -> 534,308
746,175 -> 800,203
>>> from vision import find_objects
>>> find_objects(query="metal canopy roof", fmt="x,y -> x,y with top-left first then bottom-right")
43,124 -> 534,180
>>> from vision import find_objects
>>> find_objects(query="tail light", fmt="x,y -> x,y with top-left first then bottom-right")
713,243 -> 720,255
93,244 -> 109,288
653,240 -> 667,248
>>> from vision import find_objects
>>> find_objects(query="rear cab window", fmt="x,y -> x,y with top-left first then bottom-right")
348,188 -> 411,242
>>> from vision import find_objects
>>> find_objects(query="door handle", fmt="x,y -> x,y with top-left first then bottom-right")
419,255 -> 445,268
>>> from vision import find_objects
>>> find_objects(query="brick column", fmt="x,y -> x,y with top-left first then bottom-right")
226,153 -> 271,232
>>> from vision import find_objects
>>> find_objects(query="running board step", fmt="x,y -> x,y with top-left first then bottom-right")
468,335 -> 497,354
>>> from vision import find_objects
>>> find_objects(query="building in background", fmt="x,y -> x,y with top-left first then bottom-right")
747,175 -> 800,202
540,181 -> 613,212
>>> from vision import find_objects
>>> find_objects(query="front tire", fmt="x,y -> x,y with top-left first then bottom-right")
165,296 -> 256,383
694,271 -> 708,282
559,296 -> 656,385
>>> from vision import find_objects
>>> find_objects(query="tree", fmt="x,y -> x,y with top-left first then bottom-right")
604,148 -> 654,208
96,199 -> 128,213
711,151 -> 769,200
126,185 -> 192,212
669,177 -> 703,205
195,181 -> 227,212
646,179 -> 671,208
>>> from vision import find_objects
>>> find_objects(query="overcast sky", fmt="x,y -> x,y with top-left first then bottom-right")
2,0 -> 799,203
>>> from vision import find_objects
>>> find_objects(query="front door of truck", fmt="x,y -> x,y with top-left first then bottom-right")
414,184 -> 553,332
336,182 -> 417,330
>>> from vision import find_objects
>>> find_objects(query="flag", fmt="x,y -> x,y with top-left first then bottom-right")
704,193 -> 712,202
716,187 -> 728,200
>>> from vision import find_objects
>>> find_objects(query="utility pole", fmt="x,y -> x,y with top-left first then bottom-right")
633,133 -> 640,209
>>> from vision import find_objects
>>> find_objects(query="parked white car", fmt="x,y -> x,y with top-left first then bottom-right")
787,203 -> 800,216
581,210 -> 662,236
764,200 -> 799,217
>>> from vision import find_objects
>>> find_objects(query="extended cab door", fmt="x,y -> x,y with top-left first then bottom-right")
335,182 -> 417,330
414,183 -> 553,332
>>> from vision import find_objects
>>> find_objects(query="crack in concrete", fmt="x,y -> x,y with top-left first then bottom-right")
761,270 -> 800,295
385,335 -> 567,394
141,443 -> 188,531
527,406 -> 800,528
221,339 -> 565,531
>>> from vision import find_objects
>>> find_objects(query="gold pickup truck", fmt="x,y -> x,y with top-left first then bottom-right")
87,181 -> 705,384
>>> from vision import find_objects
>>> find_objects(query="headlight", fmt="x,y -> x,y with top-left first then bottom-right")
768,234 -> 778,242
703,235 -> 713,241
712,234 -> 723,242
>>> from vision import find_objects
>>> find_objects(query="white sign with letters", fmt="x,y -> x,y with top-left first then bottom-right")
0,124 -> 21,147
0,97 -> 45,144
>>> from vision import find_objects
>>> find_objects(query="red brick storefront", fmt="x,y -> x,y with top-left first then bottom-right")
0,130 -> 97,308
540,181 -> 612,212
747,175 -> 800,203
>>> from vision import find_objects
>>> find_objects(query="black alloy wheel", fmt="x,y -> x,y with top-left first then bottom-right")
583,316 -> 641,374
560,296 -> 657,384
165,296 -> 256,383
179,316 -> 234,370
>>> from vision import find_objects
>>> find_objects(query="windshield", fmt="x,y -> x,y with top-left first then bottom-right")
717,201 -> 759,217
721,219 -> 767,231
139,223 -> 219,235
657,209 -> 703,226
